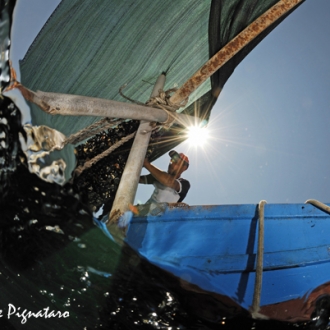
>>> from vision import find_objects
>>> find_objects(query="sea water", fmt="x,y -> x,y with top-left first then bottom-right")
0,1 -> 327,329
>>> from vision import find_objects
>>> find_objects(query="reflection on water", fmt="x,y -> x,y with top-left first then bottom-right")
21,123 -> 68,185
0,0 -> 25,196
0,0 -> 327,329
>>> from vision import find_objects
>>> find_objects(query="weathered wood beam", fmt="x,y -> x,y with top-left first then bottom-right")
15,83 -> 200,127
16,84 -> 168,122
108,73 -> 166,227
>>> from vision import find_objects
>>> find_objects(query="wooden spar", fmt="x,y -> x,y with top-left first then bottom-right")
169,0 -> 304,107
16,84 -> 168,122
15,83 -> 200,127
108,73 -> 166,226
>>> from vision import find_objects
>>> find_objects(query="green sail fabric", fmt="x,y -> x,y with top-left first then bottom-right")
20,0 -> 303,155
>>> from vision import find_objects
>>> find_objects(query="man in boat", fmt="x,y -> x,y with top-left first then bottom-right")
139,150 -> 190,204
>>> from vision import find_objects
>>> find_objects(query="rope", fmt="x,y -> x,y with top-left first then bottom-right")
146,88 -> 188,112
64,118 -> 124,145
120,83 -> 188,115
72,131 -> 136,178
305,199 -> 330,214
119,84 -> 146,106
251,200 -> 267,319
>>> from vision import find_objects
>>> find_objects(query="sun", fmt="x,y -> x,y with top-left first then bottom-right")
186,125 -> 210,147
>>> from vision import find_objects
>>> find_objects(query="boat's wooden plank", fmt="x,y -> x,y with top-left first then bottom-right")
149,245 -> 330,273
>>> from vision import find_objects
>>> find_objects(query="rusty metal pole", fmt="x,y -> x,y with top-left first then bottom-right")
169,0 -> 304,107
108,73 -> 166,227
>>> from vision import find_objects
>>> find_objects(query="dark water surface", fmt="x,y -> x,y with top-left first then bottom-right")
0,1 -> 327,329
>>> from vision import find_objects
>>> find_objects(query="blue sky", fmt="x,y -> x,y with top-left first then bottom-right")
10,0 -> 330,206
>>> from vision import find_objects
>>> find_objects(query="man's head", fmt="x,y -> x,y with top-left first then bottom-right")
168,150 -> 189,176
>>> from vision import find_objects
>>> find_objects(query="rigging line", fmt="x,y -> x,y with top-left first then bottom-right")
119,83 -> 185,115
250,200 -> 267,319
305,200 -> 330,215
63,118 -> 124,146
119,84 -> 146,106
72,131 -> 137,179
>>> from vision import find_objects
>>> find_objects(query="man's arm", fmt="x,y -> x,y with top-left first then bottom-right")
139,174 -> 155,184
143,159 -> 181,191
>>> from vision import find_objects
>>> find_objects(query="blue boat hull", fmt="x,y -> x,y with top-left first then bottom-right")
125,203 -> 330,321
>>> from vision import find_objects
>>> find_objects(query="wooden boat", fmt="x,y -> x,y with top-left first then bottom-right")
121,200 -> 330,322
11,0 -> 329,325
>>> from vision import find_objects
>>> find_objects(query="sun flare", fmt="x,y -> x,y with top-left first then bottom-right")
186,125 -> 210,147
